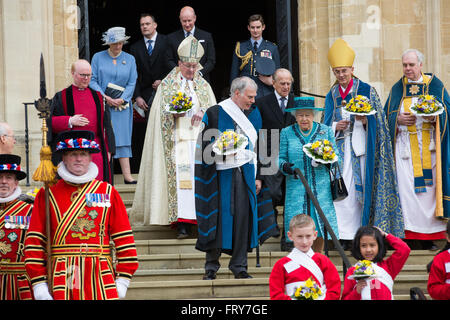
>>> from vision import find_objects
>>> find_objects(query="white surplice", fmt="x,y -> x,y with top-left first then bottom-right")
394,77 -> 444,234
332,85 -> 367,240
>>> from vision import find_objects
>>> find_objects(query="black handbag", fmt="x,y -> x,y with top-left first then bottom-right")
329,163 -> 348,202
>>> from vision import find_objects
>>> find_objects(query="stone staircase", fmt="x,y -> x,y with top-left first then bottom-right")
116,180 -> 439,300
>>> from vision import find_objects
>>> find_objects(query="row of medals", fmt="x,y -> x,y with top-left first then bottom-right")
85,193 -> 111,208
4,216 -> 30,229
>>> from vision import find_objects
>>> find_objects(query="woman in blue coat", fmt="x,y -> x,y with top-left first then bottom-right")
279,97 -> 339,252
90,27 -> 138,184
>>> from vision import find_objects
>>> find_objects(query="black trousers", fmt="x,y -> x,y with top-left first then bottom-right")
205,167 -> 251,275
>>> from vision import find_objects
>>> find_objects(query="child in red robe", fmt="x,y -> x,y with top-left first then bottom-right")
269,214 -> 341,300
342,226 -> 410,300
427,219 -> 450,300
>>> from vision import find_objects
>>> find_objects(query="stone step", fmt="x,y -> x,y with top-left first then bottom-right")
135,238 -> 280,255
135,250 -> 435,271
125,274 -> 430,300
132,264 -> 427,282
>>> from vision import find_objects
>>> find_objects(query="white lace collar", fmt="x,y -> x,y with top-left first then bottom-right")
57,162 -> 98,184
0,187 -> 22,203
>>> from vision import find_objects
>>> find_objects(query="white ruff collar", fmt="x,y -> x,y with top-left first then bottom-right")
0,187 -> 22,203
57,162 -> 98,184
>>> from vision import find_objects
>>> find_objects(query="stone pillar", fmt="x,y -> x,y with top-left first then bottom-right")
0,0 -> 78,186
297,0 -> 449,106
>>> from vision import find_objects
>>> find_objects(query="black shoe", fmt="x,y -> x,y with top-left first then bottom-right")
124,179 -> 137,184
234,271 -> 253,279
203,270 -> 216,280
340,240 -> 352,251
176,223 -> 189,239
421,240 -> 439,251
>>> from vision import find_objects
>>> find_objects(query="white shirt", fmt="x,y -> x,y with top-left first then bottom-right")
144,32 -> 158,50
274,90 -> 288,110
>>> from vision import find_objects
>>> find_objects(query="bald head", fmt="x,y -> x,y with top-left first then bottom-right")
71,59 -> 92,89
179,6 -> 196,33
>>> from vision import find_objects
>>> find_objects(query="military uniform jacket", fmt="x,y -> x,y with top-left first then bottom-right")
0,199 -> 33,300
230,39 -> 280,83
24,179 -> 138,300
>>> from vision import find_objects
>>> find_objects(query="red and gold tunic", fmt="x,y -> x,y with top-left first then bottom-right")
24,179 -> 138,300
0,199 -> 33,300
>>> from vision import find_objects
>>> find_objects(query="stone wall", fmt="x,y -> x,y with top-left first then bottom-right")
0,0 -> 77,186
0,1 -> 448,183
298,0 -> 449,108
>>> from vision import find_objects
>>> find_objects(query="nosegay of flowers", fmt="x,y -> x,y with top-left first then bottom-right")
410,94 -> 443,115
214,130 -> 247,154
305,139 -> 337,162
345,95 -> 373,114
353,260 -> 375,277
168,91 -> 193,112
292,277 -> 323,300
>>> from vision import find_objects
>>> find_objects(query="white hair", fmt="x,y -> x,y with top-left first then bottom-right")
402,49 -> 424,64
230,76 -> 257,97
0,122 -> 10,136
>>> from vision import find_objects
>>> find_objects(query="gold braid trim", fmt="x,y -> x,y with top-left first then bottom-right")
235,42 -> 253,71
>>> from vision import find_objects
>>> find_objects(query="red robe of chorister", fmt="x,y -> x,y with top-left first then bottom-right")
24,179 -> 139,300
427,248 -> 450,300
0,199 -> 34,300
342,234 -> 410,300
269,250 -> 341,300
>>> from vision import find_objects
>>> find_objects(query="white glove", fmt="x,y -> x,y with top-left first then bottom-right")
33,283 -> 53,300
115,278 -> 130,299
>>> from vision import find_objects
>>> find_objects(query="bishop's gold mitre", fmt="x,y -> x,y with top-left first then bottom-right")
327,38 -> 355,68
177,35 -> 204,63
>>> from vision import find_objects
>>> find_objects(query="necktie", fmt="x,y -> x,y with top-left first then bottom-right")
185,31 -> 191,38
147,39 -> 153,56
280,97 -> 287,113
253,41 -> 258,52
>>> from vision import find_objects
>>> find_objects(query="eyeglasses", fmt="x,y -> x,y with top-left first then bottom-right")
181,63 -> 197,70
76,73 -> 92,78
2,135 -> 15,140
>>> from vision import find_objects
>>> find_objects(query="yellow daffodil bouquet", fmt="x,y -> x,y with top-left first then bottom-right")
349,260 -> 377,280
291,277 -> 324,300
410,94 -> 444,116
303,139 -> 338,164
165,91 -> 193,113
344,95 -> 376,116
212,130 -> 248,155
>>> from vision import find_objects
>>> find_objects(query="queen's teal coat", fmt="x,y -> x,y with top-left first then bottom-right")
279,122 -> 339,239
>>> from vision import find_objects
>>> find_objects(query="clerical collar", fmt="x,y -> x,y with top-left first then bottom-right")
73,85 -> 86,91
407,75 -> 424,84
57,162 -> 99,185
0,187 -> 22,204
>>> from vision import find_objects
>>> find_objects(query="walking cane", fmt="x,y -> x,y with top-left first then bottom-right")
33,53 -> 57,293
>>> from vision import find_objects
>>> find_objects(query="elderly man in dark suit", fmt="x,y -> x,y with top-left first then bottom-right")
166,6 -> 216,82
255,68 -> 296,251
